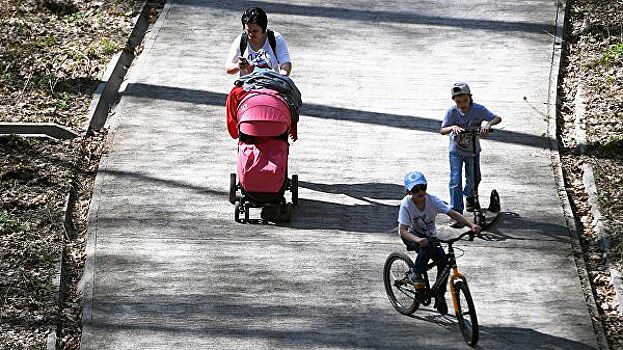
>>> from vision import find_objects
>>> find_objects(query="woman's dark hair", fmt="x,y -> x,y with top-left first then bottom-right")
241,7 -> 268,32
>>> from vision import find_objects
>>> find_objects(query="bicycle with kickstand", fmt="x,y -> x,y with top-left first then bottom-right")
383,231 -> 480,346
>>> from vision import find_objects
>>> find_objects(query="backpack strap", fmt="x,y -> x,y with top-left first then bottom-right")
239,31 -> 248,57
267,29 -> 277,57
239,29 -> 279,63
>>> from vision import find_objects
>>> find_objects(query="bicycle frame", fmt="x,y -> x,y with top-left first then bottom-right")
421,233 -> 473,308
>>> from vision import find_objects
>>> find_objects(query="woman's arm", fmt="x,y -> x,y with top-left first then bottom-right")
226,58 -> 254,75
279,62 -> 292,76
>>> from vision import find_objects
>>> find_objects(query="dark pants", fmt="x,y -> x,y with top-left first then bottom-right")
403,238 -> 449,295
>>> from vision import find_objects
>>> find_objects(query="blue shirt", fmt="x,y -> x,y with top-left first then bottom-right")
441,103 -> 496,155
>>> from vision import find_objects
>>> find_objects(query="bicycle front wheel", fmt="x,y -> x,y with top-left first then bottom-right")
453,281 -> 479,346
383,252 -> 419,315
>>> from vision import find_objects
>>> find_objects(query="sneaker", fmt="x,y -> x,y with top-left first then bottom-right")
434,295 -> 448,315
449,219 -> 465,229
466,197 -> 476,212
409,272 -> 426,290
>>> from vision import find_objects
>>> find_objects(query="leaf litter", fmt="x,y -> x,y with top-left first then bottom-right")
0,0 -> 164,349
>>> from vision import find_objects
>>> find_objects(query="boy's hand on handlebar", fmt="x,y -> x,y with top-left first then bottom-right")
418,238 -> 429,247
480,123 -> 493,137
451,125 -> 465,135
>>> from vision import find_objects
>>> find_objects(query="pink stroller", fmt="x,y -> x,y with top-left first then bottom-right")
228,88 -> 298,223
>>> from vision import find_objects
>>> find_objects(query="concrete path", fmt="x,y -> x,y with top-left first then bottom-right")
81,1 -> 603,349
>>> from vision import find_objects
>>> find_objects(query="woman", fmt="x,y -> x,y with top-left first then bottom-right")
225,7 -> 292,76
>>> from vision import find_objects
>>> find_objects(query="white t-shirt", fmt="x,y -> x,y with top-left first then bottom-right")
225,31 -> 291,76
397,194 -> 451,238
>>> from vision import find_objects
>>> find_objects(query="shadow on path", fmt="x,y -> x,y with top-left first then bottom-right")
101,169 -> 225,196
291,180 -> 402,233
124,83 -> 551,150
480,211 -> 572,244
181,0 -> 555,34
412,311 -> 597,349
85,291 -> 597,350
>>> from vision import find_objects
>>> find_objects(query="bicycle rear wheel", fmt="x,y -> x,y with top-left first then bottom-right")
453,281 -> 479,346
383,252 -> 419,315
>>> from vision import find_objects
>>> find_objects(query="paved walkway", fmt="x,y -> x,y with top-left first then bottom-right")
81,1 -> 603,349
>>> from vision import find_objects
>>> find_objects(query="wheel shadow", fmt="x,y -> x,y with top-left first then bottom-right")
405,310 -> 598,349
288,181 -> 404,233
450,211 -> 577,244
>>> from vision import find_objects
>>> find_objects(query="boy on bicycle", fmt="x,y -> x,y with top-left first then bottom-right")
440,82 -> 502,228
398,170 -> 481,314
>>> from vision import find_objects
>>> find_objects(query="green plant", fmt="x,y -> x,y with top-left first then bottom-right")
35,33 -> 57,48
0,71 -> 21,87
34,73 -> 59,91
0,209 -> 25,233
100,38 -> 118,55
602,42 -> 623,64
585,42 -> 623,68
62,11 -> 83,23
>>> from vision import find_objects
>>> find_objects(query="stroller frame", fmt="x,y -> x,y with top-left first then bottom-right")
229,172 -> 298,224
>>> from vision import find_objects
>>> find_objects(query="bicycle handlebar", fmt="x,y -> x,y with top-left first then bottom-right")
430,230 -> 476,245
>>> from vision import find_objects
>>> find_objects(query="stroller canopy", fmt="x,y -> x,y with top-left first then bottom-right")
237,89 -> 291,137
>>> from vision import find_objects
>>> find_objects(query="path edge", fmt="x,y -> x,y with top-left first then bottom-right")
547,1 -> 610,349
78,2 -> 173,349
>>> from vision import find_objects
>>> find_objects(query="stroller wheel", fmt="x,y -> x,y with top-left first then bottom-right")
291,174 -> 298,206
244,203 -> 250,222
278,203 -> 293,223
229,173 -> 237,204
286,203 -> 293,221
234,202 -> 241,223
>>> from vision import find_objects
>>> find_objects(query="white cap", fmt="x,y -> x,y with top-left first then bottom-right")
451,82 -> 471,97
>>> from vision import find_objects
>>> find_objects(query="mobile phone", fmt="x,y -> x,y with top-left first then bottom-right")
238,56 -> 248,63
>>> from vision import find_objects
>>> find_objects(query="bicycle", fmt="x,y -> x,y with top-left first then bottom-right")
383,231 -> 480,346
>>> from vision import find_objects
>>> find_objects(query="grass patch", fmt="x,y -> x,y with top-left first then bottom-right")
0,208 -> 26,233
100,38 -> 119,56
585,42 -> 623,68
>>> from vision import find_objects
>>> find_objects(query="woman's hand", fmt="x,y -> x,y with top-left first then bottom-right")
238,57 -> 253,74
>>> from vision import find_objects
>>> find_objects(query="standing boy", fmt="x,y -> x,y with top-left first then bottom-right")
398,171 -> 481,314
440,82 -> 502,228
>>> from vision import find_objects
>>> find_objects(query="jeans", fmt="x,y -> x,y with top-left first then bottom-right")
449,152 -> 481,213
403,238 -> 448,295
